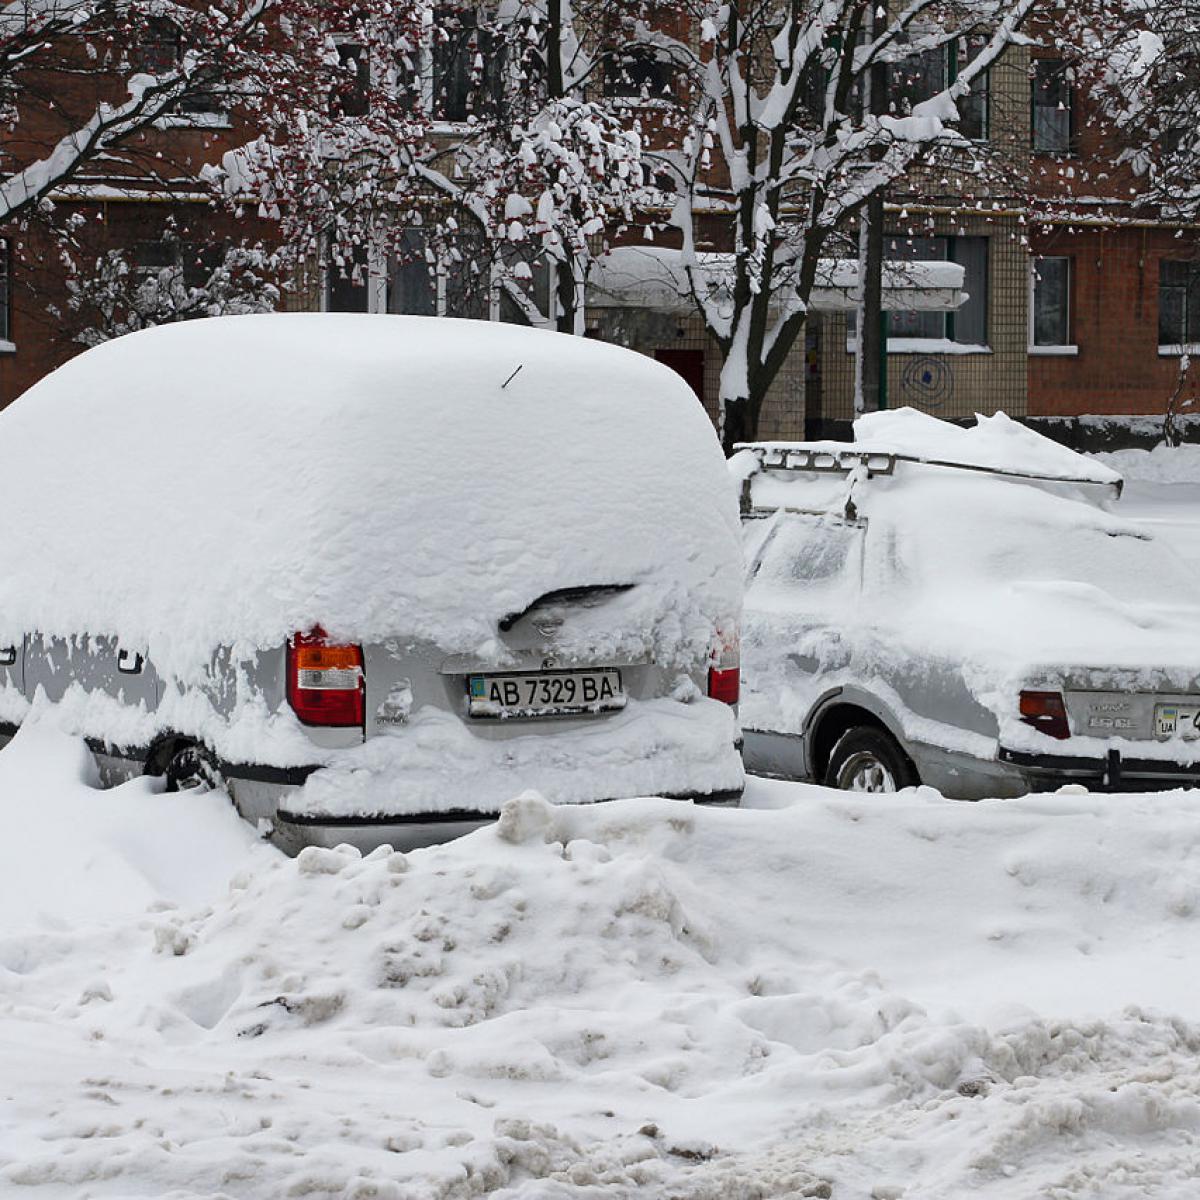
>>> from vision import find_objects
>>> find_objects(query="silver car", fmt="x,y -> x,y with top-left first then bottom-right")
738,435 -> 1200,797
0,314 -> 745,849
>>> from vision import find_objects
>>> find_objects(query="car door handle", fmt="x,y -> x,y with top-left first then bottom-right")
117,649 -> 144,675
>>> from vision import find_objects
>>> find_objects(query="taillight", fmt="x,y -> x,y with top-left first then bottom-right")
1019,690 -> 1070,740
287,628 -> 365,727
708,628 -> 740,705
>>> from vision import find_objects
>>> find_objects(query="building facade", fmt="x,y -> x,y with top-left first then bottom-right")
2,9 -> 1197,443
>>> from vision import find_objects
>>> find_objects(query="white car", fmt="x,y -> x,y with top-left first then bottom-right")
0,314 -> 744,849
738,409 -> 1200,796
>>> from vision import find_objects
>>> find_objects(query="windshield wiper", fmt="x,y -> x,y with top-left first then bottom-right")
499,584 -> 634,632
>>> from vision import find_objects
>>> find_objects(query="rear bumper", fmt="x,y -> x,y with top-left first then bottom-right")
999,746 -> 1200,792
273,787 -> 744,854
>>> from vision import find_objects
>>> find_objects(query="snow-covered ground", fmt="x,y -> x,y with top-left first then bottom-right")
2,443 -> 1199,1199
1097,444 -> 1200,572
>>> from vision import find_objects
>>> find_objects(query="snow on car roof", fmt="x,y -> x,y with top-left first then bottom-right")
0,314 -> 740,679
746,407 -> 1124,490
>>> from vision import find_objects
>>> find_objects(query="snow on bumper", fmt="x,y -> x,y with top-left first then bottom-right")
276,696 -> 744,823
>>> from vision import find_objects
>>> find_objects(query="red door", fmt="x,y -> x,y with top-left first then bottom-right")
654,349 -> 705,402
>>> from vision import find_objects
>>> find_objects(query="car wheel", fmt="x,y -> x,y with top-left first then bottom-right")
165,743 -> 223,793
824,726 -> 916,793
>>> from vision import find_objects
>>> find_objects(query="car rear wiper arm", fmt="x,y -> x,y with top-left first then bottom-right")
499,584 -> 634,632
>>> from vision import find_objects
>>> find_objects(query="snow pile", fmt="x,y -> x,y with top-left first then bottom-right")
6,747 -> 1200,1196
290,695 -> 742,818
1094,441 -> 1200,485
854,407 -> 1123,485
0,315 -> 740,680
0,720 -> 263,928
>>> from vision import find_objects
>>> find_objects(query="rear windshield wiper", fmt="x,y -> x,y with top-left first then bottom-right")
499,584 -> 634,632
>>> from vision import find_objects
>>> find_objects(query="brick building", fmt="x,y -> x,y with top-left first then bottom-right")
2,10 -> 1197,439
0,4 -> 276,410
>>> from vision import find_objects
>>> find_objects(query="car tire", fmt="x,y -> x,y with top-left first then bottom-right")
824,726 -> 916,793
165,743 -> 223,793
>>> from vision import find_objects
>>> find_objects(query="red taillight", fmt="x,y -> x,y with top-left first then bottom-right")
1019,690 -> 1070,740
708,666 -> 741,705
708,627 -> 740,705
287,628 -> 365,728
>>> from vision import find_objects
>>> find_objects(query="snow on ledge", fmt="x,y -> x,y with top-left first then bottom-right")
590,247 -> 966,315
844,337 -> 992,356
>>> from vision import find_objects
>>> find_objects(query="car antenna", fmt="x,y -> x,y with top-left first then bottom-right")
501,364 -> 523,390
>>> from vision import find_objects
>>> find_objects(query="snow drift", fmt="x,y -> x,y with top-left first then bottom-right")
5,728 -> 1200,1197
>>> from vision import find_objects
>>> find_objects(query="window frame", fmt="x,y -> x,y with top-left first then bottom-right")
331,39 -> 372,118
848,233 -> 991,353
1158,258 -> 1200,355
143,16 -> 231,128
0,237 -> 11,350
602,45 -> 675,105
1031,57 -> 1074,156
890,36 -> 990,143
428,7 -> 506,125
1029,255 -> 1077,355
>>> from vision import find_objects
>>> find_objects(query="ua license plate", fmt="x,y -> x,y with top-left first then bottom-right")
468,670 -> 624,719
1155,704 -> 1200,739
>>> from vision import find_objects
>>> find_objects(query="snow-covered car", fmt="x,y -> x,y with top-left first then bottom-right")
737,409 -> 1200,797
0,314 -> 744,849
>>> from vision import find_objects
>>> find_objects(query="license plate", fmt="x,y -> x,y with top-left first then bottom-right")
1155,704 -> 1200,740
468,670 -> 625,719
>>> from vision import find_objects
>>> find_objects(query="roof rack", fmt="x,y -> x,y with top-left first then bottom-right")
736,444 -> 1124,499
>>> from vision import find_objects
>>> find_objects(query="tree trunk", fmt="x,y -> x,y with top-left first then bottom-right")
722,396 -> 757,455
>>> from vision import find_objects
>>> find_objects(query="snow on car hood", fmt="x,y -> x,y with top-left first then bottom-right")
0,315 -> 741,679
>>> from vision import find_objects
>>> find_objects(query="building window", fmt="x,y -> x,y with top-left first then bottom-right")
1159,259 -> 1200,350
883,234 -> 989,346
0,238 -> 10,345
134,238 -> 214,290
388,231 -> 436,316
890,37 -> 989,141
1031,256 -> 1072,349
327,245 -> 371,314
332,42 -> 370,117
431,9 -> 505,122
385,231 -> 490,319
141,17 -> 228,122
496,247 -> 554,326
1032,58 -> 1073,154
604,47 -> 673,101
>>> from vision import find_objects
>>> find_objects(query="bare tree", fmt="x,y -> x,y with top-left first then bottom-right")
217,0 -> 655,332
639,0 -> 1037,450
0,0 -> 279,227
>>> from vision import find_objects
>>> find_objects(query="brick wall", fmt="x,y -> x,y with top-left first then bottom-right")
1029,225 -> 1200,417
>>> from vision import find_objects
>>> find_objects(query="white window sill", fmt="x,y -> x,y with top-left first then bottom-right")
0,339 -> 14,354
153,112 -> 232,130
1029,344 -> 1078,356
1159,344 -> 1200,357
845,338 -> 993,356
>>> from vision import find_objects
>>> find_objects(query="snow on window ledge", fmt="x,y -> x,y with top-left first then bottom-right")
0,339 -> 15,354
1159,344 -> 1200,358
1029,344 -> 1079,357
153,112 -> 232,130
845,338 -> 993,356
